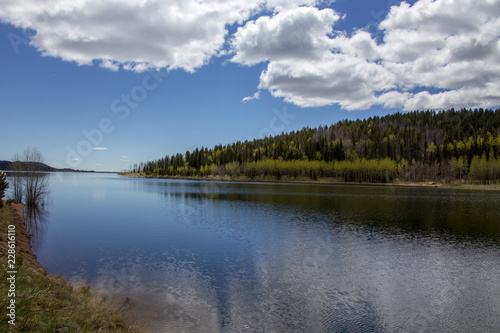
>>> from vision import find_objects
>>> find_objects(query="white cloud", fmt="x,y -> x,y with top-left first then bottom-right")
231,0 -> 500,110
265,0 -> 324,12
242,91 -> 261,103
100,59 -> 119,71
93,147 -> 108,151
259,55 -> 395,109
71,157 -> 80,161
1,0 -> 499,111
0,0 -> 265,72
233,7 -> 394,110
120,155 -> 131,162
231,7 -> 340,65
377,0 -> 500,109
0,0 -> 325,72
330,30 -> 380,61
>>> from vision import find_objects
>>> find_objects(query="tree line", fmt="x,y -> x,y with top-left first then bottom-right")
131,108 -> 500,184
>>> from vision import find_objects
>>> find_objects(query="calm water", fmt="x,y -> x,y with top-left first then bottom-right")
15,173 -> 500,332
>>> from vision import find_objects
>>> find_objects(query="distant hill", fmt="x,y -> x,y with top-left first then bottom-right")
0,160 -> 92,173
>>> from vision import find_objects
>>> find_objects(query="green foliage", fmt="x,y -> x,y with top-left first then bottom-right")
0,171 -> 9,207
469,153 -> 500,184
136,108 -> 500,184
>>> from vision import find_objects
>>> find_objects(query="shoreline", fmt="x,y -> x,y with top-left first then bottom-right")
0,201 -> 144,332
118,173 -> 500,190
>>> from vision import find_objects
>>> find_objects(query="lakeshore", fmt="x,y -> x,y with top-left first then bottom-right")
118,173 -> 500,191
0,201 -> 144,332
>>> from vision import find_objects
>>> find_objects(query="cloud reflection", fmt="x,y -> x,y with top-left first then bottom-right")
63,179 -> 500,332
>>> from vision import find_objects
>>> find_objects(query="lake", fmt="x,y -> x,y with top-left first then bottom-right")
15,172 -> 500,332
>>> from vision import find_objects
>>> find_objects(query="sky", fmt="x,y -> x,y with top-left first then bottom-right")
1,0 -> 499,172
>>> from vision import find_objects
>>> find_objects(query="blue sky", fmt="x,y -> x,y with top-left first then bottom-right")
1,0 -> 499,172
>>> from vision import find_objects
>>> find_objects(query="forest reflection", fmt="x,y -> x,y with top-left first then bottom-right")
131,179 -> 500,243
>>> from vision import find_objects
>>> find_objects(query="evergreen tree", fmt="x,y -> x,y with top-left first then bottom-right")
134,108 -> 499,184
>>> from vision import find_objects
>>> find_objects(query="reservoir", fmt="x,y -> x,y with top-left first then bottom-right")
21,172 -> 500,332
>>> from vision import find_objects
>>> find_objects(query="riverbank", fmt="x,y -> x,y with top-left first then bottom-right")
0,201 -> 145,332
119,173 -> 500,190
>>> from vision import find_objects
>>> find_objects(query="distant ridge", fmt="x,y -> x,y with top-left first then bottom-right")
0,160 -> 94,173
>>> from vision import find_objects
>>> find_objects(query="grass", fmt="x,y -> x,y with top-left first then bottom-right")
0,201 -> 145,332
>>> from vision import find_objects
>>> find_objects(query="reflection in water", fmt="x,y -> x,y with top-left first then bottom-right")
74,251 -> 221,332
34,174 -> 500,332
135,179 -> 500,242
24,204 -> 50,253
72,226 -> 500,333
19,172 -> 51,253
4,171 -> 51,253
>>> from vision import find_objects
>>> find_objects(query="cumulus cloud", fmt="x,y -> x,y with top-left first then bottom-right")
242,91 -> 261,103
232,6 -> 393,110
100,59 -> 119,72
0,0 -> 328,72
231,7 -> 340,65
259,55 -> 396,109
120,155 -> 131,162
265,0 -> 324,12
0,0 -> 265,72
377,0 -> 500,109
1,0 -> 499,110
93,147 -> 108,151
231,0 -> 500,110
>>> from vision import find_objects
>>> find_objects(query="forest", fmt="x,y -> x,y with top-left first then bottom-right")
130,108 -> 500,184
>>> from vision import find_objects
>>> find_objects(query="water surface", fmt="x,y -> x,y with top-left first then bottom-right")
19,173 -> 500,332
